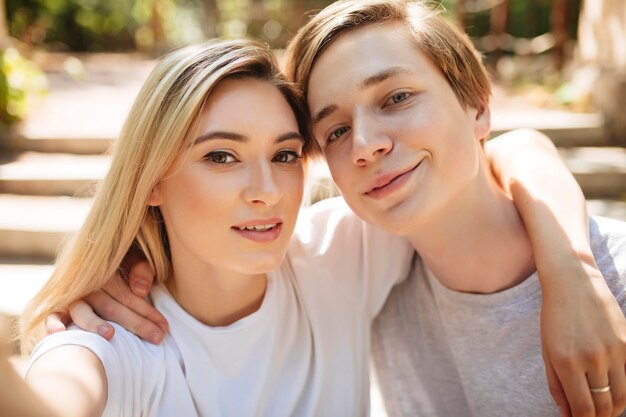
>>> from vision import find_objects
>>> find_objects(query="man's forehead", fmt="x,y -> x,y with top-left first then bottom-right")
309,65 -> 421,126
308,26 -> 429,90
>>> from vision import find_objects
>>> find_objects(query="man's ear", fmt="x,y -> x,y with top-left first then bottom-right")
147,183 -> 162,206
474,103 -> 491,142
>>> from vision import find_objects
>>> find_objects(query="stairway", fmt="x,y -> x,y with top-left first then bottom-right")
0,54 -> 152,353
1,54 -> 626,349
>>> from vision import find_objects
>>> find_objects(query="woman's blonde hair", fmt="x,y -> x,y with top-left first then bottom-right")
284,0 -> 491,111
21,39 -> 314,352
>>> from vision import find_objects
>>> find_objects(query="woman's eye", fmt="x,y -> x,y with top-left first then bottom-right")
204,151 -> 236,164
328,126 -> 350,143
273,150 -> 302,164
387,92 -> 410,105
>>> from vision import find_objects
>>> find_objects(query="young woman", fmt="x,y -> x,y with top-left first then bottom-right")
21,39 -> 415,417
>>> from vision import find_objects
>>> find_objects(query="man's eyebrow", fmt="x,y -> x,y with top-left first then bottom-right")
360,67 -> 415,90
194,131 -> 303,145
312,67 -> 415,127
312,104 -> 338,127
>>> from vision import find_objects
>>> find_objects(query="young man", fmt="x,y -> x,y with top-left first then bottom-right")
284,1 -> 626,416
47,1 -> 626,416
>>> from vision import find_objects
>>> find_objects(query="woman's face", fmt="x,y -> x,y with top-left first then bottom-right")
150,77 -> 305,275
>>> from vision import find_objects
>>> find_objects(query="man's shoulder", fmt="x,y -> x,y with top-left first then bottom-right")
293,196 -> 360,247
590,216 -> 626,284
590,216 -> 626,250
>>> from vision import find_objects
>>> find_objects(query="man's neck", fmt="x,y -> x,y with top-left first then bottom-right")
407,165 -> 536,294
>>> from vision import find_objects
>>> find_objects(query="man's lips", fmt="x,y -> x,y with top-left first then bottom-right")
364,160 -> 424,197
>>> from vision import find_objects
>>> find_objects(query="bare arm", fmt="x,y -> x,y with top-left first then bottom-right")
487,129 -> 591,261
487,129 -> 626,417
0,352 -> 60,417
26,345 -> 108,417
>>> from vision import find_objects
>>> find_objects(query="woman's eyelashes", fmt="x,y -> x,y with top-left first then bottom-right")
273,150 -> 302,164
204,150 -> 237,164
203,149 -> 302,165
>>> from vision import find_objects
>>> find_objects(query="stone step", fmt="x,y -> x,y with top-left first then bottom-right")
0,152 -> 109,196
3,133 -> 113,155
0,261 -> 54,354
491,112 -> 610,147
0,194 -> 92,259
1,55 -> 153,156
559,147 -> 626,199
0,262 -> 53,317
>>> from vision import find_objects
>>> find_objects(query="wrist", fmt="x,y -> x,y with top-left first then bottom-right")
536,246 -> 601,290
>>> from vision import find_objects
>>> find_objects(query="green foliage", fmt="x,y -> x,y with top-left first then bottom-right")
4,0 -> 584,52
6,0 -> 209,52
0,48 -> 47,126
7,0 -> 147,50
461,0 -> 582,40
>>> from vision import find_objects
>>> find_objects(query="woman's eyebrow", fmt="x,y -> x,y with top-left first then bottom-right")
194,131 -> 247,145
194,131 -> 303,145
276,132 -> 304,144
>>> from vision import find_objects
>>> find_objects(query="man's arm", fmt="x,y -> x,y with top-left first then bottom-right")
487,129 -> 626,417
46,261 -> 168,344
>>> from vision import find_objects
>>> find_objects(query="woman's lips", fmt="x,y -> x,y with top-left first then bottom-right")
231,221 -> 283,243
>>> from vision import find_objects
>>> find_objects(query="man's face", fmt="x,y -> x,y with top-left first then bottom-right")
307,22 -> 490,235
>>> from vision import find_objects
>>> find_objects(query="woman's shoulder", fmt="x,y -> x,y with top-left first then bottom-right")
29,324 -> 167,416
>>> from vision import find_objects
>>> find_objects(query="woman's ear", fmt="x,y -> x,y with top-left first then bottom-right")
147,184 -> 162,206
474,103 -> 491,142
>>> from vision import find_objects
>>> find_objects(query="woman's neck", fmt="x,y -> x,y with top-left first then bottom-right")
408,158 -> 536,294
165,252 -> 267,327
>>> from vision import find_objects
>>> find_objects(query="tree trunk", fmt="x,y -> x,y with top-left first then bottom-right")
287,0 -> 309,38
200,0 -> 221,39
551,0 -> 570,70
151,0 -> 167,53
577,0 -> 626,144
248,0 -> 267,41
489,0 -> 509,68
0,0 -> 9,49
456,0 -> 468,31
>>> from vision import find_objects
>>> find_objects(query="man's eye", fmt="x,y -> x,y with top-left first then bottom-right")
273,150 -> 302,164
328,126 -> 350,143
205,151 -> 236,164
387,92 -> 410,105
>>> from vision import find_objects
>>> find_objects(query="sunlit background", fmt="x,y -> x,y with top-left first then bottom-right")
0,6 -> 625,412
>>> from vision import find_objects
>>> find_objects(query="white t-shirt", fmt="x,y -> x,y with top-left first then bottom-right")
29,197 -> 415,417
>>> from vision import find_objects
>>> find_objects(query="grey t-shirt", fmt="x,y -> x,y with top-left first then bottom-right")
371,216 -> 626,417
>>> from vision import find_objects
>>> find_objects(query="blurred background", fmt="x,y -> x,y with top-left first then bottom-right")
0,0 -> 625,394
